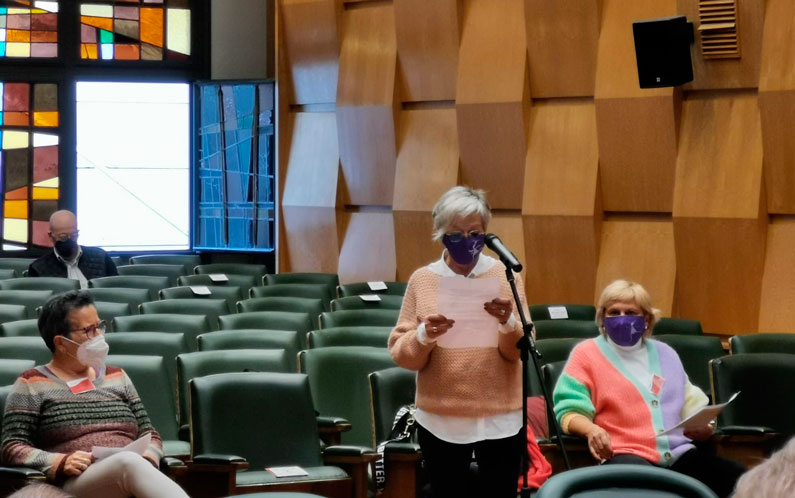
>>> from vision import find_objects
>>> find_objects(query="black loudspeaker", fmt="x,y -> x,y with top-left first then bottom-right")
632,16 -> 695,88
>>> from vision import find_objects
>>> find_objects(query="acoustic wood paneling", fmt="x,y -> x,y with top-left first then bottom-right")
759,221 -> 795,333
282,112 -> 339,208
394,0 -> 461,102
393,211 -> 437,282
338,211 -> 397,284
678,0 -> 765,90
281,206 -> 340,273
336,3 -> 397,207
485,213 -> 526,274
595,218 -> 676,317
523,100 -> 600,305
673,92 -> 766,334
280,0 -> 340,105
524,0 -> 600,98
456,0 -> 529,209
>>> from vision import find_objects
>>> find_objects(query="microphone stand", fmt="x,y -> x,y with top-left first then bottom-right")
502,263 -> 570,497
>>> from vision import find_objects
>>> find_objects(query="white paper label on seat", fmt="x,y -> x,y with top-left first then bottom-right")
266,466 -> 309,477
208,273 -> 229,282
367,281 -> 388,291
190,285 -> 212,296
548,306 -> 569,319
360,294 -> 382,302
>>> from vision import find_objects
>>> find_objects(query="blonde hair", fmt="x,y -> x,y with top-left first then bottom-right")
431,186 -> 491,241
595,279 -> 661,338
734,437 -> 795,498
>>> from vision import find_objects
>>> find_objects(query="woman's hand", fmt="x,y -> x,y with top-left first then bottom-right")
684,423 -> 714,441
424,314 -> 455,340
63,450 -> 94,476
585,424 -> 613,461
484,298 -> 513,324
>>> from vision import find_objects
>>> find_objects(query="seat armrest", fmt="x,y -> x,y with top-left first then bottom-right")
160,456 -> 186,472
382,442 -> 421,455
0,466 -> 46,479
323,445 -> 378,464
178,424 -> 190,442
715,425 -> 776,436
318,416 -> 352,446
190,453 -> 249,471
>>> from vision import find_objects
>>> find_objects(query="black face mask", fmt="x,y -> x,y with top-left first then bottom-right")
55,238 -> 78,259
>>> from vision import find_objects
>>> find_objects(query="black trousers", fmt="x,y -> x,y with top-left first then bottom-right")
606,449 -> 746,498
418,424 -> 524,498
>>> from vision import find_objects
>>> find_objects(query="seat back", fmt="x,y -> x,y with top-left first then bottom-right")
89,275 -> 170,301
219,310 -> 312,338
107,354 -> 179,441
176,349 -> 289,426
534,320 -> 599,340
251,284 -> 333,312
319,309 -> 400,329
236,297 -> 323,327
0,319 -> 40,337
177,274 -> 259,296
0,359 -> 35,385
0,258 -> 35,275
655,335 -> 725,397
729,333 -> 795,355
307,326 -> 392,349
117,264 -> 186,287
112,314 -> 211,351
0,290 -> 54,319
299,346 -> 396,447
369,367 -> 416,444
190,372 -> 324,468
140,299 -> 227,330
105,332 -> 188,401
653,317 -> 703,335
535,338 -> 586,366
129,254 -> 202,274
338,281 -> 407,298
160,285 -> 242,314
197,329 -> 301,372
94,301 -> 133,325
530,304 -> 596,321
85,287 -> 150,314
536,464 -> 718,498
0,269 -> 16,280
195,263 -> 268,283
0,336 -> 51,364
0,277 -> 79,294
265,272 -> 339,295
710,353 -> 795,433
0,303 -> 27,325
330,295 -> 404,311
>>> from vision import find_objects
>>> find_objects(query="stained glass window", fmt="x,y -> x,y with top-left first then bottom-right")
195,82 -> 274,251
79,0 -> 190,61
0,81 -> 59,249
0,1 -> 59,58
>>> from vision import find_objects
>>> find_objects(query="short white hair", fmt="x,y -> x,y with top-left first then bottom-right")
735,437 -> 795,498
431,186 -> 491,241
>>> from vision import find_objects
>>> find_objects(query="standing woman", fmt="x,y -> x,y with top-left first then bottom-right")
388,186 -> 528,498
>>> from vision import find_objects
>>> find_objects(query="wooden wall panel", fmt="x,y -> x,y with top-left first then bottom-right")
759,221 -> 795,333
280,0 -> 340,105
282,112 -> 339,208
595,219 -> 676,317
394,0 -> 461,102
393,211 -> 437,282
523,100 -> 600,305
485,213 -> 526,274
678,0 -> 765,90
673,92 -> 766,334
456,0 -> 529,209
338,211 -> 397,284
524,0 -> 600,98
336,3 -> 397,207
759,0 -> 795,214
281,206 -> 340,273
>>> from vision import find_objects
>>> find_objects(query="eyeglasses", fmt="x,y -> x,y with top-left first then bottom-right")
444,230 -> 484,243
52,231 -> 79,242
70,320 -> 106,339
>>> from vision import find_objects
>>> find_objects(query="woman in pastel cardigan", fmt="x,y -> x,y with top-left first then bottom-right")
552,279 -> 744,498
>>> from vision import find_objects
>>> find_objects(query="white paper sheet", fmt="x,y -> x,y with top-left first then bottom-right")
436,276 -> 501,349
359,294 -> 382,302
92,433 -> 151,460
657,391 -> 740,436
367,281 -> 388,291
266,465 -> 308,477
190,285 -> 212,296
208,273 -> 229,282
548,306 -> 569,319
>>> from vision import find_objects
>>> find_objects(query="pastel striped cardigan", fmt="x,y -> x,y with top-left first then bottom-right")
553,336 -> 701,465
1,365 -> 163,480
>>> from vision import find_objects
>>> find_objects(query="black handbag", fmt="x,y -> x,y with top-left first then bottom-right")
374,404 -> 417,491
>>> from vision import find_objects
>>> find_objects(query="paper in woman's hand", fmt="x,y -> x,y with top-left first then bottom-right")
436,276 -> 500,349
91,433 -> 151,460
657,391 -> 740,437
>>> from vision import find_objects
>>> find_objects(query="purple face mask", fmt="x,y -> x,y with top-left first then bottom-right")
603,315 -> 647,346
442,232 -> 485,266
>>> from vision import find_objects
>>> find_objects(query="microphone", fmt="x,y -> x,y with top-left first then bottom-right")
485,233 -> 523,272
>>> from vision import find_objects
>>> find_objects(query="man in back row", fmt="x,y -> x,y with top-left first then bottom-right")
29,210 -> 117,288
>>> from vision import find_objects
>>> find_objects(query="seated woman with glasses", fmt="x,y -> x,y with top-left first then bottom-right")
1,291 -> 188,498
388,186 -> 531,498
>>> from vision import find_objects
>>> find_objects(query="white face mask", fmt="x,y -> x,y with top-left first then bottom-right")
63,335 -> 109,369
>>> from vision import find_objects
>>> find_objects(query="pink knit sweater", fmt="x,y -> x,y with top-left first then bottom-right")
388,264 -> 527,417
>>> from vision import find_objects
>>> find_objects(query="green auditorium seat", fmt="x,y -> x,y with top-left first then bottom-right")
0,336 -> 51,365
139,298 -> 228,330
160,285 -> 243,314
0,258 -> 35,275
219,311 -> 313,340
0,359 -> 35,385
533,320 -> 599,340
85,287 -> 150,315
318,309 -> 400,329
529,304 -> 596,321
112,314 -> 211,352
307,326 -> 391,349
129,254 -> 201,275
117,264 -> 186,287
236,297 -> 324,328
337,281 -> 407,298
89,275 -> 170,301
251,284 -> 333,312
653,317 -> 703,335
0,290 -> 53,319
195,263 -> 268,284
729,333 -> 795,355
655,334 -> 725,397
0,319 -> 39,337
197,329 -> 302,372
330,295 -> 404,311
178,273 -> 259,296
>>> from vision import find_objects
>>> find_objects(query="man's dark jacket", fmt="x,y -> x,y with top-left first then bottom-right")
28,246 -> 118,280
